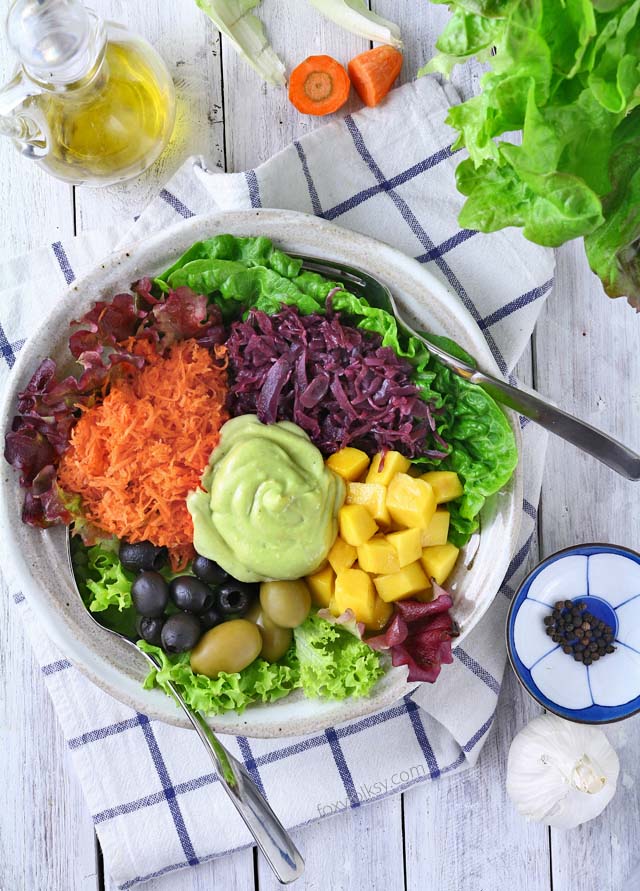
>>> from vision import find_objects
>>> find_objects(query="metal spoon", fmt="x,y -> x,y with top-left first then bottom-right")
292,254 -> 640,481
66,531 -> 304,884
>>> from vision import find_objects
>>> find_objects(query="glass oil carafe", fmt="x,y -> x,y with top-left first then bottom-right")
1,0 -> 176,186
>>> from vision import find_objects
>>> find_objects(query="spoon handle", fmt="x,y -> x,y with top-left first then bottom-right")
144,653 -> 304,884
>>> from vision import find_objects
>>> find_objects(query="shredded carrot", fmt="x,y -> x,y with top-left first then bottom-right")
289,55 -> 351,116
348,45 -> 403,108
58,340 -> 228,570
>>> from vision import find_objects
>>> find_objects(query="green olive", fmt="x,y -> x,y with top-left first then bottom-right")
259,579 -> 311,629
244,602 -> 293,662
259,612 -> 293,662
245,600 -> 262,624
190,619 -> 262,678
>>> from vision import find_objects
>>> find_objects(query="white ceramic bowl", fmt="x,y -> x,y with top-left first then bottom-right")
0,210 -> 522,737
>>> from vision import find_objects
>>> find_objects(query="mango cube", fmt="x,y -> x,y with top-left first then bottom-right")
386,473 -> 437,529
365,597 -> 394,632
328,537 -> 357,574
365,450 -> 411,487
386,527 -> 422,567
346,482 -> 391,526
305,564 -> 336,608
420,471 -> 464,504
419,509 -> 450,548
373,561 -> 430,603
420,543 -> 460,585
338,504 -> 378,546
334,568 -> 377,625
357,536 -> 401,574
326,447 -> 370,481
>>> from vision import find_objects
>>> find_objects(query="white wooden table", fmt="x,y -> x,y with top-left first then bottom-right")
2,3 -> 639,890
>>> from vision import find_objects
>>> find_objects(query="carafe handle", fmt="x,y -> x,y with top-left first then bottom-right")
0,72 -> 48,155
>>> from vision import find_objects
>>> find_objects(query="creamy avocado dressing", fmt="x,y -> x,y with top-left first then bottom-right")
187,415 -> 344,583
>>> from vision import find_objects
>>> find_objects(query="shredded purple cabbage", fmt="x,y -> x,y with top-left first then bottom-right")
226,305 -> 448,458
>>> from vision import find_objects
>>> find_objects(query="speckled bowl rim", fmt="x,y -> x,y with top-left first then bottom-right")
506,542 -> 640,725
1,209 -> 522,737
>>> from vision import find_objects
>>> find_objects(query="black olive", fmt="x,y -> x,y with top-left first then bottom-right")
119,540 -> 168,573
131,571 -> 169,618
169,576 -> 213,614
192,555 -> 229,587
161,613 -> 202,654
136,615 -> 165,647
215,581 -> 257,618
200,605 -> 223,630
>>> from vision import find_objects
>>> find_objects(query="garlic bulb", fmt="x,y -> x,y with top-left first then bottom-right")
506,714 -> 619,829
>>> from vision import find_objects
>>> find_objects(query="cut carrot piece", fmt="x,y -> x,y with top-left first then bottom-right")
348,45 -> 403,108
289,55 -> 351,116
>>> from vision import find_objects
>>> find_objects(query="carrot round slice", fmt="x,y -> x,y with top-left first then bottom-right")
348,45 -> 403,108
289,55 -> 351,116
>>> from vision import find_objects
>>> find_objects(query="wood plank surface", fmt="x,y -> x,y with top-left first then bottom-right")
1,2 -> 637,890
534,241 -> 640,891
0,27 -> 98,891
222,0 -> 367,172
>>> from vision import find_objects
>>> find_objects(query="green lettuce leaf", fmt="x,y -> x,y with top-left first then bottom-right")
421,0 -> 640,305
139,642 -> 301,715
431,370 -> 519,525
293,613 -> 385,699
80,541 -> 135,613
70,538 -> 139,637
158,234 -> 303,283
585,109 -> 640,304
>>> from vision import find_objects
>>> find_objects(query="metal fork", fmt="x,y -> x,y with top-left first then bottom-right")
291,253 -> 640,481
66,532 -> 304,885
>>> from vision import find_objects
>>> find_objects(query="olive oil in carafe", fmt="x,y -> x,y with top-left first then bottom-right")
2,1 -> 176,186
37,40 -> 175,183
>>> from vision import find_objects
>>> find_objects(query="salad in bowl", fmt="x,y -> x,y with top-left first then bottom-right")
1,212 -> 521,735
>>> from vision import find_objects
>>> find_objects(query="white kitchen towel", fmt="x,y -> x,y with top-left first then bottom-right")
1,76 -> 554,889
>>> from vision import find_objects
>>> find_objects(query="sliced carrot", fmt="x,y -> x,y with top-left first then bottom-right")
289,55 -> 351,116
348,45 -> 403,108
58,339 -> 229,571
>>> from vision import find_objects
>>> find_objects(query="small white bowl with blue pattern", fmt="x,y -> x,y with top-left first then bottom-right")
507,544 -> 640,724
